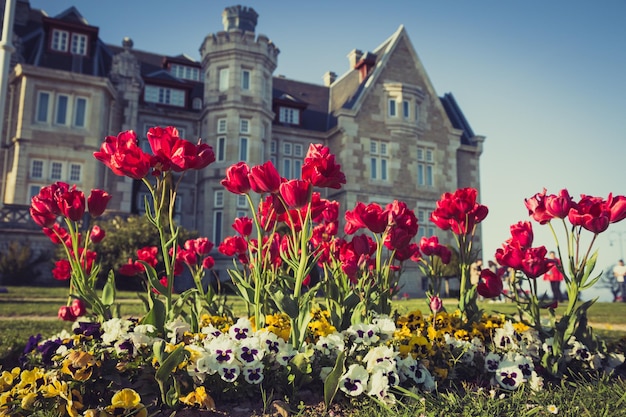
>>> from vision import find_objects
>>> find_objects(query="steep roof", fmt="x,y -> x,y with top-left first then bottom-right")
272,76 -> 331,132
440,93 -> 476,145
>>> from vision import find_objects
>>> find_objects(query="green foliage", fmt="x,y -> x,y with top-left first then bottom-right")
0,241 -> 50,286
89,215 -> 197,290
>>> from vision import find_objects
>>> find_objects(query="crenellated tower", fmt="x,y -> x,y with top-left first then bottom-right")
197,6 -> 279,242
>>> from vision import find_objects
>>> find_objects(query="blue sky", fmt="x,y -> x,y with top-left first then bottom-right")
30,0 -> 626,299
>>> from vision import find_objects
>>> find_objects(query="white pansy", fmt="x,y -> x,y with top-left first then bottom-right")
242,364 -> 264,384
218,363 -> 241,382
372,315 -> 397,340
495,360 -> 524,390
229,317 -> 253,341
256,330 -> 284,356
363,345 -> 396,373
165,318 -> 190,344
339,364 -> 369,396
101,318 -> 132,345
484,352 -> 501,372
315,332 -> 345,357
347,323 -> 380,346
237,336 -> 264,365
275,343 -> 297,366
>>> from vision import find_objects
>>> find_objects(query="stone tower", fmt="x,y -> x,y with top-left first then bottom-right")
197,6 -> 279,242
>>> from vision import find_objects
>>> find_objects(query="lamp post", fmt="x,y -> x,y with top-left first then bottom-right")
609,230 -> 626,261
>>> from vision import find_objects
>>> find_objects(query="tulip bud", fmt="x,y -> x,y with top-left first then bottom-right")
88,189 -> 112,217
429,296 -> 443,314
58,306 -> 77,322
90,225 -> 106,243
70,299 -> 87,318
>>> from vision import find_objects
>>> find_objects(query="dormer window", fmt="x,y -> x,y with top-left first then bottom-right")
170,64 -> 200,81
50,29 -> 89,56
279,107 -> 300,125
71,33 -> 88,55
144,85 -> 185,107
51,29 -> 69,52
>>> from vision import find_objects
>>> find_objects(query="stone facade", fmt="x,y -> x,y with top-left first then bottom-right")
0,2 -> 484,295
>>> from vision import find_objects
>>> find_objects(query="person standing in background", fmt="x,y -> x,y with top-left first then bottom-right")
543,251 -> 564,302
613,260 -> 626,302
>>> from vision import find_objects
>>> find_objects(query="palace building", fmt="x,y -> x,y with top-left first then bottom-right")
0,1 -> 484,294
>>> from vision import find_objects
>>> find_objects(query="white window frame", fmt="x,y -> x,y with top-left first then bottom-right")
388,98 -> 397,117
417,208 -> 436,240
279,107 -> 300,125
51,29 -> 69,52
239,137 -> 248,162
217,118 -> 227,133
293,143 -> 303,157
70,33 -> 88,56
219,68 -> 229,92
370,140 -> 389,181
28,185 -> 41,201
417,146 -> 435,187
69,163 -> 82,183
240,118 -> 250,134
144,85 -> 185,107
270,140 -> 277,154
73,96 -> 87,127
36,91 -> 51,123
55,94 -> 69,125
30,159 -> 44,179
214,190 -> 224,208
403,100 -> 410,119
237,195 -> 247,208
241,69 -> 251,91
283,142 -> 292,156
49,161 -> 64,181
216,137 -> 226,162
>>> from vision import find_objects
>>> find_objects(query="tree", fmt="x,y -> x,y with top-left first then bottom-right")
0,241 -> 50,286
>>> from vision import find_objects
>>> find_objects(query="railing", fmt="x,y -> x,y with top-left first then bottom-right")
0,204 -> 40,230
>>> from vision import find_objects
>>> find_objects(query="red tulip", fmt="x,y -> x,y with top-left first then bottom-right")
232,217 -> 253,237
344,202 -> 367,234
70,298 -> 87,318
431,188 -> 488,235
137,246 -> 159,268
57,186 -> 85,221
429,295 -> 443,313
119,259 -> 144,276
301,143 -> 346,189
194,142 -> 216,170
87,189 -> 112,217
509,221 -> 534,250
279,179 -> 311,209
90,225 -> 106,243
544,189 -> 574,219
361,203 -> 388,234
94,130 -> 151,179
222,162 -> 252,195
568,195 -> 610,234
58,306 -> 76,322
524,188 -> 554,224
608,194 -> 626,224
202,256 -> 215,269
521,246 -> 551,279
52,259 -> 71,280
249,161 -> 282,194
477,269 -> 503,298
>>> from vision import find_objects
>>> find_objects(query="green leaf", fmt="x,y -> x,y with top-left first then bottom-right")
324,350 -> 345,409
101,270 -> 116,306
269,286 -> 299,318
140,295 -> 166,333
155,343 -> 188,382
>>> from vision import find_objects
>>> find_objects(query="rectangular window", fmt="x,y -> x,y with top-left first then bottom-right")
283,142 -> 292,156
214,190 -> 224,207
55,95 -> 69,125
417,146 -> 435,187
51,29 -> 69,52
31,160 -> 44,179
217,137 -> 226,162
144,85 -> 185,107
270,140 -> 277,154
370,140 -> 388,181
74,97 -> 87,127
239,137 -> 248,161
403,100 -> 410,119
213,210 -> 223,245
170,64 -> 199,81
36,92 -> 50,123
237,195 -> 247,208
240,119 -> 250,134
283,159 -> 291,178
70,33 -> 87,55
294,144 -> 303,157
388,99 -> 397,117
69,163 -> 82,182
294,160 -> 302,178
241,70 -> 251,90
217,118 -> 227,133
219,68 -> 229,91
237,210 -> 247,218
50,162 -> 63,180
279,107 -> 300,125
29,185 -> 41,201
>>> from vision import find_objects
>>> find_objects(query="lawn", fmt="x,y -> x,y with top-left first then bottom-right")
2,287 -> 626,416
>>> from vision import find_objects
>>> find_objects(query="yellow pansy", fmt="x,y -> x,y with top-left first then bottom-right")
108,388 -> 147,417
61,350 -> 97,381
180,386 -> 216,410
20,391 -> 38,410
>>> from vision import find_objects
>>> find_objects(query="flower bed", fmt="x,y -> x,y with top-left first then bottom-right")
3,126 -> 625,416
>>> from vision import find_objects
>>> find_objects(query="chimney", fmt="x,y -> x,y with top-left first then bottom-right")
323,71 -> 337,86
347,49 -> 363,69
222,5 -> 258,33
355,52 -> 376,82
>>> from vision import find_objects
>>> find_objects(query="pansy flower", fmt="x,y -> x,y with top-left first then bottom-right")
339,364 -> 369,396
